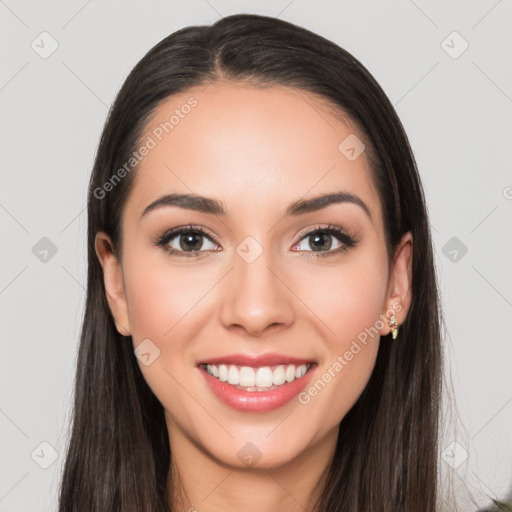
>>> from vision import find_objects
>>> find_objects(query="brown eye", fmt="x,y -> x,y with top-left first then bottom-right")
156,225 -> 219,257
292,225 -> 359,256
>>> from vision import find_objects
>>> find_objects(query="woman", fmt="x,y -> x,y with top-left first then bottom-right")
58,13 -> 444,512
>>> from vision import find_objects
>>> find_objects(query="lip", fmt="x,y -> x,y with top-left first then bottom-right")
197,353 -> 316,368
197,362 -> 317,413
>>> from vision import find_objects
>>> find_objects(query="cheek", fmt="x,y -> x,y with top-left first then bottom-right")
123,250 -> 207,341
121,252 -> 210,415
291,251 -> 387,423
293,250 -> 389,344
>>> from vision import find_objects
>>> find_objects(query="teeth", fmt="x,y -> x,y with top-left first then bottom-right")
255,367 -> 273,387
273,365 -> 286,385
204,363 -> 312,390
240,366 -> 256,387
218,364 -> 228,382
228,365 -> 240,385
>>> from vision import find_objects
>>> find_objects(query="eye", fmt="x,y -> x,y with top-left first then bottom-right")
155,225 -> 219,258
154,223 -> 359,259
292,224 -> 359,257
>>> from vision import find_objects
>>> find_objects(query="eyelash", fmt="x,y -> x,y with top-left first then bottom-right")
153,223 -> 359,259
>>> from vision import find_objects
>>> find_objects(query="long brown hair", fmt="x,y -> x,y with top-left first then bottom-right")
58,13 -> 444,511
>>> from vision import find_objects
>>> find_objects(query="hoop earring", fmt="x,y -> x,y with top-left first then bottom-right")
389,314 -> 398,340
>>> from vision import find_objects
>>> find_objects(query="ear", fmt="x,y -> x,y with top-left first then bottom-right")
94,232 -> 132,336
379,231 -> 413,336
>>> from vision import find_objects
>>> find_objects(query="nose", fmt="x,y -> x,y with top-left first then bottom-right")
219,243 -> 295,337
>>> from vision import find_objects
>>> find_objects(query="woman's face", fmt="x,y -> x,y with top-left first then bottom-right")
96,82 -> 412,470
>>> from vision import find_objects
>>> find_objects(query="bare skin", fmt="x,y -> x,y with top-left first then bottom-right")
95,81 -> 413,512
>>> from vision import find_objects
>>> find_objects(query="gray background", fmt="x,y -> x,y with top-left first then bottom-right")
1,0 -> 511,510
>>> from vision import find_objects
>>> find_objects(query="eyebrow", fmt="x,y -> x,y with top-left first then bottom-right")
140,191 -> 372,222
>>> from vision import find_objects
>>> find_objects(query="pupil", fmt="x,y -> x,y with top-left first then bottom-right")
311,233 -> 331,251
181,233 -> 201,251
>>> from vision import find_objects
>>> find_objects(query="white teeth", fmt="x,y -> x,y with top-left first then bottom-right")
204,363 -> 312,390
228,365 -> 240,385
273,365 -> 286,385
218,364 -> 228,382
285,364 -> 296,382
295,365 -> 307,378
239,366 -> 255,387
255,367 -> 273,387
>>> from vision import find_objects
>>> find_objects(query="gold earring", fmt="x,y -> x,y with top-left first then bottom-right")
389,314 -> 398,340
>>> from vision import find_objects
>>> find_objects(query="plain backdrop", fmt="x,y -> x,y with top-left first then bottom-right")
1,1 -> 511,510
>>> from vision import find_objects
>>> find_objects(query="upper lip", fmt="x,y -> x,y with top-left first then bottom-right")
197,353 -> 316,368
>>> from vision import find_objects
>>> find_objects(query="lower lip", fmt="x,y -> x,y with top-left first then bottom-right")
198,364 -> 317,412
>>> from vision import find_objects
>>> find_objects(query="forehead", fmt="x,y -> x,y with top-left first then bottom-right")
124,81 -> 381,225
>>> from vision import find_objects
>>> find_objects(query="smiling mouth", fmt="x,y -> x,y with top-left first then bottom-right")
198,362 -> 315,392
